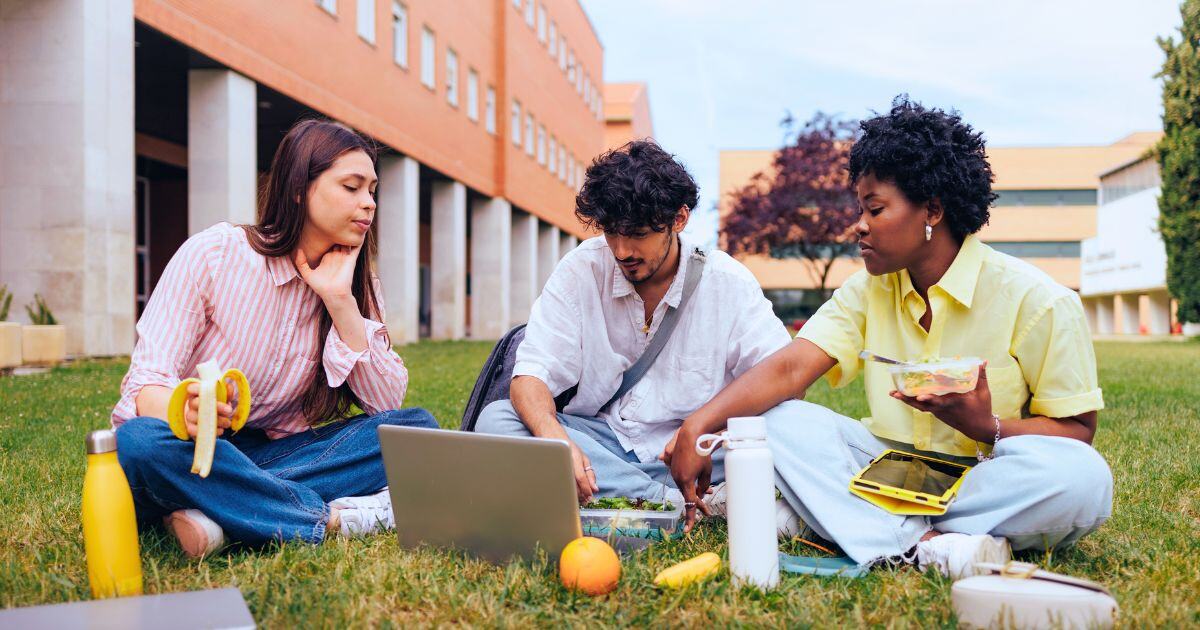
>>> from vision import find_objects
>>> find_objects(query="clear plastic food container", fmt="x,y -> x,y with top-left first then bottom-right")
579,504 -> 684,540
888,357 -> 984,396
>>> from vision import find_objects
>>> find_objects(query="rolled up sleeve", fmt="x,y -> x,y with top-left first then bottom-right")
111,235 -> 216,427
322,277 -> 409,414
796,273 -> 868,389
513,268 -> 583,397
1013,293 -> 1104,419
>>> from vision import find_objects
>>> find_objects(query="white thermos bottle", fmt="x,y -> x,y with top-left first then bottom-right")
696,416 -> 779,589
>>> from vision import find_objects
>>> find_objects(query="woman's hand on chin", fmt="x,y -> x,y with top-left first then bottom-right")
294,244 -> 362,304
890,362 -> 996,443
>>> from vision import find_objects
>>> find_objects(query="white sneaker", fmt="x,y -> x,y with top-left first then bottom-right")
330,487 -> 394,537
704,483 -> 802,538
915,533 -> 1011,579
164,509 -> 226,558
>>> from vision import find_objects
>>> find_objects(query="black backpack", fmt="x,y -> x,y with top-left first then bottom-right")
459,325 -> 576,431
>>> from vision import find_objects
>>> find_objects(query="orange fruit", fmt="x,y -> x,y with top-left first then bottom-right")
558,537 -> 621,595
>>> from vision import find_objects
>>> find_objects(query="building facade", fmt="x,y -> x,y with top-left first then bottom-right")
603,81 -> 653,149
0,0 -> 611,356
718,132 -> 1162,321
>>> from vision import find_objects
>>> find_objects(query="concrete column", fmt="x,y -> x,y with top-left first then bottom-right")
430,180 -> 466,340
188,69 -> 257,235
1147,291 -> 1172,336
1116,293 -> 1140,335
470,196 -> 512,339
1095,296 -> 1114,335
1082,297 -> 1099,335
0,0 -> 135,357
537,223 -> 561,292
509,210 -> 539,326
376,155 -> 420,344
559,232 -> 577,260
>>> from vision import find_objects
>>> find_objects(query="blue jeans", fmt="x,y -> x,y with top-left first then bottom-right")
765,400 -> 1113,565
115,409 -> 439,546
475,399 -> 725,501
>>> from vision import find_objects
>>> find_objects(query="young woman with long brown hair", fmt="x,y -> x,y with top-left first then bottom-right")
112,119 -> 437,557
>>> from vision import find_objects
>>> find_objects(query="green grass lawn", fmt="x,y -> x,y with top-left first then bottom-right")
1,341 -> 1198,626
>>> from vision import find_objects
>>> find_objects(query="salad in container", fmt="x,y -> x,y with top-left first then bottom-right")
889,357 -> 984,396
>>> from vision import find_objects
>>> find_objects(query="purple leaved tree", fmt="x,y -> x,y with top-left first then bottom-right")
721,112 -> 860,301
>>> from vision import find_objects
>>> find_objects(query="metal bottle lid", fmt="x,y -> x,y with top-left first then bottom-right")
86,429 -> 118,454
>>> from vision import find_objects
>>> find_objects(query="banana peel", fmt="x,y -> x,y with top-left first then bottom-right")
653,552 -> 722,588
167,360 -> 251,478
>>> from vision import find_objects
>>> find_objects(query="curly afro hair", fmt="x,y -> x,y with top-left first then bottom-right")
849,96 -> 996,241
575,140 -> 699,235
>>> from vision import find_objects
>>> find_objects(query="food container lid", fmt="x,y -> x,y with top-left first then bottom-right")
886,357 -> 984,374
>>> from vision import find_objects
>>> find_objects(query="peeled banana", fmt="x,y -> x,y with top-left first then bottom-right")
653,552 -> 722,588
167,360 -> 251,478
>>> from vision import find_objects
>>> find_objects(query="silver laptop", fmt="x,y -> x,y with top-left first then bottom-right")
379,425 -> 582,563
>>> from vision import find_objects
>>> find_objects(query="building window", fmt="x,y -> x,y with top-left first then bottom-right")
993,189 -> 1097,206
577,163 -> 584,190
466,68 -> 479,120
549,21 -> 558,55
548,135 -> 557,174
392,2 -> 408,67
525,113 -> 535,156
567,49 -> 575,82
540,123 -> 549,164
559,147 -> 567,182
984,241 -> 1083,258
485,86 -> 497,134
357,0 -> 376,43
536,4 -> 547,43
583,76 -> 590,104
511,100 -> 522,145
446,49 -> 459,106
567,155 -> 574,187
559,36 -> 568,71
576,64 -> 583,93
524,0 -> 534,27
420,27 -> 436,89
318,0 -> 336,15
512,0 -> 521,9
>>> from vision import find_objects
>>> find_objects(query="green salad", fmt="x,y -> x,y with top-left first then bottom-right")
583,497 -> 675,512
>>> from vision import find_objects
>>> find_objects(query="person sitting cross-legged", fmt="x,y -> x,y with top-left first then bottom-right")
476,140 -> 792,514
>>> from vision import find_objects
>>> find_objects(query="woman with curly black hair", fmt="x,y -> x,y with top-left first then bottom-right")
665,97 -> 1112,577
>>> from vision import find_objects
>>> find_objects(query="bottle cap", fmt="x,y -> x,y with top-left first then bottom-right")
86,429 -> 118,454
727,416 -> 766,441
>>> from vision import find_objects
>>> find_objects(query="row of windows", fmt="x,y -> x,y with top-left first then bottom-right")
984,241 -> 1082,258
512,0 -> 602,121
320,0 -> 587,192
993,189 -> 1097,207
510,99 -> 585,191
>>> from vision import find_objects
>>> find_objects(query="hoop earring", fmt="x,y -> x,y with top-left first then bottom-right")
925,224 -> 933,242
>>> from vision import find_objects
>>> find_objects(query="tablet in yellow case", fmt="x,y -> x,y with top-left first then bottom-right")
848,449 -> 972,516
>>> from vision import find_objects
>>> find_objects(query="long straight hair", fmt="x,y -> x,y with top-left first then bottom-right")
245,118 -> 380,426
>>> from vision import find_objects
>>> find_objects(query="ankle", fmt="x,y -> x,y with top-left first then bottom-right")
920,530 -> 941,543
327,507 -> 341,535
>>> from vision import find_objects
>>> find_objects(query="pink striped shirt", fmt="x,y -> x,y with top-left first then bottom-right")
112,222 -> 409,438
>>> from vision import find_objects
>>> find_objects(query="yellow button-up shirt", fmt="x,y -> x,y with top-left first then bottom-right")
798,235 -> 1104,457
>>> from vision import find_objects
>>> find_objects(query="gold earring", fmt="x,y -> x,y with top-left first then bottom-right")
925,224 -> 933,242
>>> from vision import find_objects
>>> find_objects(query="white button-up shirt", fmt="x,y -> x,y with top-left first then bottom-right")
514,235 -> 792,462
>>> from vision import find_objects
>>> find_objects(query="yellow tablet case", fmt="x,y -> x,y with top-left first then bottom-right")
848,449 -> 972,516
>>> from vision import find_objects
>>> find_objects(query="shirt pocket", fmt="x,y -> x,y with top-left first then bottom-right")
262,354 -> 320,407
983,357 -> 1028,422
661,354 -> 717,419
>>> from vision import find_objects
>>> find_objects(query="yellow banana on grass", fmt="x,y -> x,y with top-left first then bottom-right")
167,360 -> 251,478
653,552 -> 722,588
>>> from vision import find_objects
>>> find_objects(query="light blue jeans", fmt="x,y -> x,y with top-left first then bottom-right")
476,399 -> 725,502
765,400 -> 1114,565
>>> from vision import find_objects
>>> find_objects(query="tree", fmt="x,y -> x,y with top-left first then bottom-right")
721,113 -> 860,301
1156,0 -> 1200,325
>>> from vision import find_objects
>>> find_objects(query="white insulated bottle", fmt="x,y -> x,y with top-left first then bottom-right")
700,416 -> 779,589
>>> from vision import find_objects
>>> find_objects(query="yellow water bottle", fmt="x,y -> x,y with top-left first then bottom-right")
82,429 -> 143,598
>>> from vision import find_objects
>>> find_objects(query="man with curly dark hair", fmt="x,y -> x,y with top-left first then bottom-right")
476,140 -> 791,510
667,97 -> 1112,578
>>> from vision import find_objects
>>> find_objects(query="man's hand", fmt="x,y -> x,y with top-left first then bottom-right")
891,362 -> 997,443
180,380 -> 236,439
568,440 -> 599,504
663,425 -> 713,532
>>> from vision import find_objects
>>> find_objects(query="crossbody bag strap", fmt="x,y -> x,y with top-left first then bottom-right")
602,246 -> 708,412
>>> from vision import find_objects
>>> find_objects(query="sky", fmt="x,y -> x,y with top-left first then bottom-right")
580,0 -> 1185,247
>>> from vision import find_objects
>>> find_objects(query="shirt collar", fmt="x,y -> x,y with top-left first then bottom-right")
610,233 -> 695,305
896,234 -> 985,308
266,254 -> 299,287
